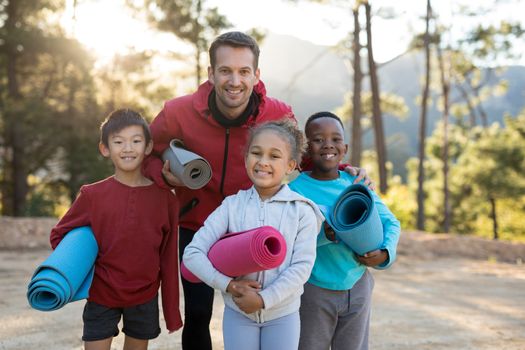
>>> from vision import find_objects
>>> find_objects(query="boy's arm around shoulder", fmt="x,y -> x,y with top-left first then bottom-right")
50,186 -> 91,249
159,189 -> 183,332
182,197 -> 233,292
370,190 -> 401,270
258,201 -> 323,310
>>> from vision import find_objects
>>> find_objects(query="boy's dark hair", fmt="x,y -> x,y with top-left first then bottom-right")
209,31 -> 260,70
100,109 -> 151,147
247,117 -> 305,164
305,111 -> 345,131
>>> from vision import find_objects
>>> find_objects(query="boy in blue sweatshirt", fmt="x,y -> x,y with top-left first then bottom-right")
288,111 -> 400,350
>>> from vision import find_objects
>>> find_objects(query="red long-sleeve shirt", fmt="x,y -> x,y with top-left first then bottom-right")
50,176 -> 182,332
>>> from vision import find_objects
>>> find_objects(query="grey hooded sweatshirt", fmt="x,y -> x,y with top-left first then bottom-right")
183,184 -> 324,323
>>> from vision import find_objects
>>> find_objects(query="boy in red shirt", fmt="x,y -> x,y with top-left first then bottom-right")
50,109 -> 182,350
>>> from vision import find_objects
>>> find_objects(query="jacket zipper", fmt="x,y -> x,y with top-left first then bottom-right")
219,128 -> 230,197
258,270 -> 265,323
255,270 -> 263,323
179,198 -> 199,218
256,199 -> 265,323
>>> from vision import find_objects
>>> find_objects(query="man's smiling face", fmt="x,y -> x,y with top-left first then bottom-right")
208,45 -> 260,119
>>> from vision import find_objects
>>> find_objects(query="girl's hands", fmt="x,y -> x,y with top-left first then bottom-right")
226,279 -> 261,297
227,279 -> 264,314
233,291 -> 264,314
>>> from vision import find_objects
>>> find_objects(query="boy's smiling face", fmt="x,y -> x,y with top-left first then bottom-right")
305,117 -> 348,180
99,125 -> 153,177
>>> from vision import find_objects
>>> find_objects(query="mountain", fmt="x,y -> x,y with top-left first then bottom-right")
259,33 -> 350,122
259,33 -> 525,177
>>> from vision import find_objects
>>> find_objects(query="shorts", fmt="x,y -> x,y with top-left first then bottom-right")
82,295 -> 161,341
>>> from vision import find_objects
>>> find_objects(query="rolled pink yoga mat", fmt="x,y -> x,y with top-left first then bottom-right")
181,226 -> 287,283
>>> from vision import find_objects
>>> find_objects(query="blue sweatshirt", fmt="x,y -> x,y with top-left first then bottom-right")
289,171 -> 401,291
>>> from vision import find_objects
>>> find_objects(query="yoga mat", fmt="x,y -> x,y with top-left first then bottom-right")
322,184 -> 383,255
27,226 -> 98,311
162,139 -> 212,190
182,226 -> 287,283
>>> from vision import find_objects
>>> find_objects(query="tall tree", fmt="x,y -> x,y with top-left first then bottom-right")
416,0 -> 432,230
350,3 -> 363,167
286,0 -> 400,171
1,0 -> 27,216
436,32 -> 451,232
364,0 -> 387,193
1,0 -> 64,215
139,0 -> 231,87
0,0 -> 100,215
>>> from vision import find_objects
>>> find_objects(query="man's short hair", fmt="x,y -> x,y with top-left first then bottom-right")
100,109 -> 151,147
209,31 -> 260,70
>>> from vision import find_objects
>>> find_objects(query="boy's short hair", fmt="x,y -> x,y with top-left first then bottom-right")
209,31 -> 260,70
305,111 -> 345,131
100,109 -> 151,147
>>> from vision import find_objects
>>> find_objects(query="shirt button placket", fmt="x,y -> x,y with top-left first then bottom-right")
259,201 -> 265,224
128,189 -> 137,224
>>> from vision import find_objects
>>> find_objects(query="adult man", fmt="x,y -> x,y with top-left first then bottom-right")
143,31 -> 370,350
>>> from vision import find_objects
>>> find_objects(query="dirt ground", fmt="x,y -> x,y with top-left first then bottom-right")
1,218 -> 524,349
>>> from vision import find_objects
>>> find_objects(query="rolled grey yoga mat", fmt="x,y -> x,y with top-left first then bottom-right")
321,184 -> 383,255
162,139 -> 212,190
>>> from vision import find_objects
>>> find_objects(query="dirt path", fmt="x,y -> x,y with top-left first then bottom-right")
1,248 -> 524,350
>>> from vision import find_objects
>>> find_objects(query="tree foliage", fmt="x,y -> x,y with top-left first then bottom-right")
138,0 -> 231,86
0,0 -> 107,215
406,110 -> 525,239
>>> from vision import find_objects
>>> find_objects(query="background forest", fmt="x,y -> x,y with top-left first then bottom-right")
1,0 -> 524,241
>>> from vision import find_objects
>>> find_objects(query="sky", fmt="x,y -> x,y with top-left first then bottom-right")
61,0 -> 525,66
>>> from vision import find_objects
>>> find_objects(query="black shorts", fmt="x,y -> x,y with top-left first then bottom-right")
82,295 -> 161,341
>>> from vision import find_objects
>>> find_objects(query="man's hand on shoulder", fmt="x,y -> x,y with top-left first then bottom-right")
162,160 -> 184,187
344,166 -> 375,191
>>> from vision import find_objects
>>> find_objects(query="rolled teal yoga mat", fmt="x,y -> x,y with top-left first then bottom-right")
27,226 -> 98,311
322,184 -> 383,255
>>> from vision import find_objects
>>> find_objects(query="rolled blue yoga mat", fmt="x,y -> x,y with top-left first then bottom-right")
27,226 -> 98,311
322,184 -> 383,255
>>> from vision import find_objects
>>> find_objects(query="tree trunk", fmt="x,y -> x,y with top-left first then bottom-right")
195,46 -> 202,87
364,2 -> 388,194
458,85 -> 478,127
437,40 -> 451,232
66,75 -> 80,203
4,0 -> 28,216
194,0 -> 203,87
489,196 -> 499,240
351,6 -> 363,167
1,127 -> 13,215
474,89 -> 489,127
417,0 -> 432,230
350,6 -> 363,166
